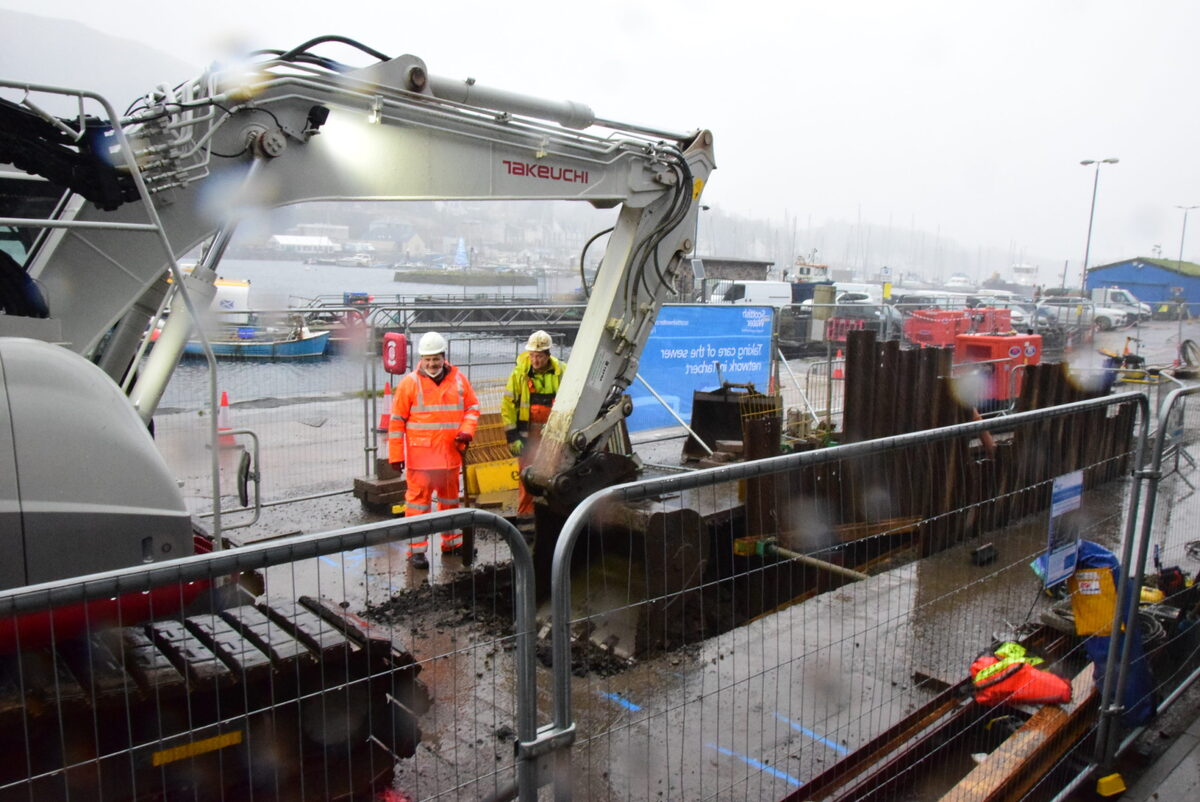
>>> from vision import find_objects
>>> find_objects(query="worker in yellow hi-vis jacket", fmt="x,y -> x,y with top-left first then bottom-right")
501,331 -> 566,517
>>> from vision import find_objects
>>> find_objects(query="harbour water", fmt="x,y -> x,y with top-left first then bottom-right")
157,258 -> 582,412
213,257 -> 582,307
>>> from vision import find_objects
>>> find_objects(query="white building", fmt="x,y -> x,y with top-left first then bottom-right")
266,235 -> 338,255
294,223 -> 350,240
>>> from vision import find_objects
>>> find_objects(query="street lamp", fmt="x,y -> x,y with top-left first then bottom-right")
1176,204 -> 1199,269
1079,157 -> 1119,294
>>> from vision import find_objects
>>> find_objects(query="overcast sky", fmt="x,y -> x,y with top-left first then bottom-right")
3,0 -> 1199,276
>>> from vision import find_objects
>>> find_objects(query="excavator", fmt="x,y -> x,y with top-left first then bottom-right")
0,35 -> 714,798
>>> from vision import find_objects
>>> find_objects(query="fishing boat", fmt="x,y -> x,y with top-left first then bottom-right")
183,320 -> 331,359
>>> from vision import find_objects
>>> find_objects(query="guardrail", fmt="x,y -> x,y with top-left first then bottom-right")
0,510 -> 538,801
538,393 -> 1150,799
14,377 -> 1200,799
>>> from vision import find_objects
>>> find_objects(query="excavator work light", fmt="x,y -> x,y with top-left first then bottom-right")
305,104 -> 330,133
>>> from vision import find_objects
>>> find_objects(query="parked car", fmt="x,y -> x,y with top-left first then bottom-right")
967,295 -> 1031,329
1092,287 -> 1152,322
831,299 -> 904,340
1092,304 -> 1131,331
1035,297 -> 1129,331
891,290 -> 973,314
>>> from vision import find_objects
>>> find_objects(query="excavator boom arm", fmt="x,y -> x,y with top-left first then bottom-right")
6,42 -> 715,492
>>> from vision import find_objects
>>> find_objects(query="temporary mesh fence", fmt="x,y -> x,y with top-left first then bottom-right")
542,393 -> 1156,800
151,312 -> 569,523
8,385 -> 1200,800
0,511 -> 538,802
1089,381 -> 1200,779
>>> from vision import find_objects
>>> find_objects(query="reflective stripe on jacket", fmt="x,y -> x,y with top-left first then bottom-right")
388,364 -> 480,469
501,352 -> 565,442
971,641 -> 1044,686
968,641 -> 1071,706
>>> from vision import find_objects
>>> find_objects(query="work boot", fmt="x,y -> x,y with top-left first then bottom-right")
410,553 -> 429,570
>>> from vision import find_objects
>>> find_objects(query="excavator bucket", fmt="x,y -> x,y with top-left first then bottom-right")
682,383 -> 760,462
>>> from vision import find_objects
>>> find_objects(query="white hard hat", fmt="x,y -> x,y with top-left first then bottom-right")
525,330 -> 552,352
418,331 -> 447,356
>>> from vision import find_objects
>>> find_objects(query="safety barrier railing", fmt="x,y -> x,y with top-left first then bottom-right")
11,383 -> 1191,799
365,301 -> 587,342
0,510 -> 540,802
153,305 -> 378,523
152,310 -> 569,527
798,357 -> 846,428
1081,381 -> 1200,794
541,392 -> 1148,800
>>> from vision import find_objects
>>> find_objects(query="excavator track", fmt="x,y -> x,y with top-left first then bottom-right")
0,595 -> 428,801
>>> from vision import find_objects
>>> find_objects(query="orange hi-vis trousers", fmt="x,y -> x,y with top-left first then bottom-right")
404,468 -> 463,554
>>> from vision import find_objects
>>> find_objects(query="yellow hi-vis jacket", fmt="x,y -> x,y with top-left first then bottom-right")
388,364 -> 480,470
501,352 -> 566,445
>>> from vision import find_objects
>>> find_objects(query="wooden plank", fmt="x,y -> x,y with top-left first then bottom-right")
785,683 -> 972,801
939,662 -> 1096,802
833,516 -> 922,543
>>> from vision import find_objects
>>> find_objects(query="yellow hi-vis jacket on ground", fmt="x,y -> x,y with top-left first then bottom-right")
388,364 -> 480,470
501,352 -> 566,445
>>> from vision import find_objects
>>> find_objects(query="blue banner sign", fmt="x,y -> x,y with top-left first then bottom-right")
628,304 -> 775,432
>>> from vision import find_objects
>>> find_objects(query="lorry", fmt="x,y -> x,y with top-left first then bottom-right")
1092,286 -> 1152,321
0,36 -> 714,798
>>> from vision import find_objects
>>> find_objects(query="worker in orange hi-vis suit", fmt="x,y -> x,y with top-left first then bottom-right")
388,332 -> 480,569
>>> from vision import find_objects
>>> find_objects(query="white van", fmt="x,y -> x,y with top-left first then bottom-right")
709,280 -> 792,308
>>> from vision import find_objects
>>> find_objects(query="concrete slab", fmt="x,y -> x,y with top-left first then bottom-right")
1120,712 -> 1200,801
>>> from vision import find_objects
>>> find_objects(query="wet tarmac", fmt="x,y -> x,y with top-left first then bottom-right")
168,318 -> 1200,800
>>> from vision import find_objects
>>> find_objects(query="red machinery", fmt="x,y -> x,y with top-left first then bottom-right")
955,332 -> 1042,405
905,308 -> 1013,348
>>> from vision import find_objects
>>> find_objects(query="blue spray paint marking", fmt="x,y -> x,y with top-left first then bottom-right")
706,743 -> 802,787
773,712 -> 848,755
318,549 -> 368,569
598,691 -> 641,712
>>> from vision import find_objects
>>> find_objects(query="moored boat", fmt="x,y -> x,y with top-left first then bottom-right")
183,322 -> 330,359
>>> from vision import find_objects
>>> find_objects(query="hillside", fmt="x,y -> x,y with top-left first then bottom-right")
0,10 -> 198,114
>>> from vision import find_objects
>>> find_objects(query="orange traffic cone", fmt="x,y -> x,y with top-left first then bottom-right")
832,349 -> 845,380
217,391 -> 236,448
376,382 -> 392,433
